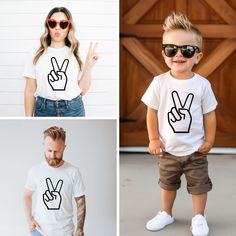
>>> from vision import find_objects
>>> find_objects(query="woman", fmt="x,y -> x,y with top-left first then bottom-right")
23,7 -> 98,117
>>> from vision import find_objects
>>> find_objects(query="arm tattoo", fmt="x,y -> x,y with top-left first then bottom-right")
75,195 -> 86,233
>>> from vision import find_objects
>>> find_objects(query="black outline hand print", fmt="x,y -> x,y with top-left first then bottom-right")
47,57 -> 69,91
168,91 -> 194,133
43,178 -> 63,210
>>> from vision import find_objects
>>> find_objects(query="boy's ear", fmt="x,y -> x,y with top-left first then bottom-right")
161,50 -> 166,58
195,52 -> 203,64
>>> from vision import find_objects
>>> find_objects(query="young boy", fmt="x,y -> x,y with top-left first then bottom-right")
141,13 -> 217,236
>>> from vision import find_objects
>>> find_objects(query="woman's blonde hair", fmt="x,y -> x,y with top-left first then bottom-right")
163,12 -> 202,49
33,7 -> 83,70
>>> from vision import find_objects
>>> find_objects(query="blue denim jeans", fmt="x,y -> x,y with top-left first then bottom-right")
30,229 -> 43,236
34,95 -> 85,117
30,229 -> 73,236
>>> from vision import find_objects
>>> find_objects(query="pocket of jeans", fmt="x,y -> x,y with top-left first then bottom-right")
35,98 -> 45,111
192,154 -> 207,166
68,96 -> 83,111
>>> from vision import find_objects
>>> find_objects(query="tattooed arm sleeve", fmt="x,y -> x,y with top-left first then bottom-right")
75,195 -> 86,234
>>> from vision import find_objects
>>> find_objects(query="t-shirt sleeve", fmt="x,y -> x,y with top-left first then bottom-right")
73,169 -> 86,197
202,81 -> 218,114
23,50 -> 36,79
25,168 -> 36,192
141,77 -> 159,110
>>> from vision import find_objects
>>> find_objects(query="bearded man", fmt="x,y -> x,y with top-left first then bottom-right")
23,126 -> 86,236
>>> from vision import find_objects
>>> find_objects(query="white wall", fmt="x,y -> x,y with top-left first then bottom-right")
0,0 -> 118,117
0,119 -> 117,236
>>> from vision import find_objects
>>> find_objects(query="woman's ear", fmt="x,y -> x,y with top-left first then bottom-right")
195,52 -> 203,64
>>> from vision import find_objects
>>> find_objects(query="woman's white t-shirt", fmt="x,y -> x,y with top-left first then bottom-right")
23,46 -> 82,100
142,71 -> 218,156
25,161 -> 85,236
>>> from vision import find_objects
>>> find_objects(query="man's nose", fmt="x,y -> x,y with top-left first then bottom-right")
49,152 -> 56,158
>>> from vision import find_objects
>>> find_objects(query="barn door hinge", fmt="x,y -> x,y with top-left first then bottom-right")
120,117 -> 137,122
120,33 -> 137,38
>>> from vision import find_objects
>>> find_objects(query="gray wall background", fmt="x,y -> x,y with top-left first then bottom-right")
0,119 -> 116,236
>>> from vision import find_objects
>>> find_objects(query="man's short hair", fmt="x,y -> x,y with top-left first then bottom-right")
43,126 -> 66,142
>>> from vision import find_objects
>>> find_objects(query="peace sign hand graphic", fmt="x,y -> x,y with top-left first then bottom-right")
43,178 -> 63,210
168,91 -> 194,133
48,57 -> 69,91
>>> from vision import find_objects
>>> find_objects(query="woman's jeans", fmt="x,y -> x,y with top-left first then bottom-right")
34,95 -> 85,117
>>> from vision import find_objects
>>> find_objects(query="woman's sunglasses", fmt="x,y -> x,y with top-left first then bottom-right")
162,44 -> 200,58
46,19 -> 71,30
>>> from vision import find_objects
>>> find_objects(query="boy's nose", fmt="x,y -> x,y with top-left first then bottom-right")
175,48 -> 183,57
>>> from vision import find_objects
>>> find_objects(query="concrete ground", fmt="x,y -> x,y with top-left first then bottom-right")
120,153 -> 236,236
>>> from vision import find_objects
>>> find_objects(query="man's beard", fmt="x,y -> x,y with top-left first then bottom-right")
45,154 -> 63,167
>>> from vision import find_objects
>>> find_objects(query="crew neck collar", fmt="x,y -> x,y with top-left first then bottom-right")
168,71 -> 197,83
48,46 -> 68,51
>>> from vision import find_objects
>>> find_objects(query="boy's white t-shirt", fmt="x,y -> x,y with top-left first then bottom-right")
141,71 -> 218,156
25,161 -> 85,236
23,46 -> 82,100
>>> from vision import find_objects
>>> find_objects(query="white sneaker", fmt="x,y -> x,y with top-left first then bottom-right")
191,214 -> 209,236
146,211 -> 174,231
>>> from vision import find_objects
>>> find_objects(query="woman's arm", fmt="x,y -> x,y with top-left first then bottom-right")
24,78 -> 36,117
78,42 -> 99,95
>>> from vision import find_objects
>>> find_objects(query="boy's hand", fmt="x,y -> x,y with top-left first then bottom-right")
149,139 -> 165,155
198,141 -> 212,154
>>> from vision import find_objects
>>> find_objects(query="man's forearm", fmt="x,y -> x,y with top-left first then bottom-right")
75,195 -> 86,233
23,192 -> 33,222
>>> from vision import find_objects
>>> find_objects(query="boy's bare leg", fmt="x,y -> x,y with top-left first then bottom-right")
192,193 -> 207,215
161,189 -> 176,216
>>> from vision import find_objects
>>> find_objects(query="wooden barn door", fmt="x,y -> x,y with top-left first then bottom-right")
120,0 -> 236,147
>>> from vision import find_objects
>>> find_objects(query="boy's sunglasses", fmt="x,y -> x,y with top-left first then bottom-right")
46,19 -> 71,30
162,44 -> 200,58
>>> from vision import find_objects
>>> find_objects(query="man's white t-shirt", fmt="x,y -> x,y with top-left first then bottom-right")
142,71 -> 218,156
23,46 -> 82,100
25,161 -> 85,236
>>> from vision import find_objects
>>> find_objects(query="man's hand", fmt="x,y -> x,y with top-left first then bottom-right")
28,217 -> 40,231
198,141 -> 213,154
74,231 -> 84,236
149,139 -> 165,155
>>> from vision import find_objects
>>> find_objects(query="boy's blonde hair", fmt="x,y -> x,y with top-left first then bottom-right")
163,12 -> 202,49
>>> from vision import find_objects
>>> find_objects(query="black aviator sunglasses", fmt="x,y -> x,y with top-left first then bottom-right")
162,44 -> 200,58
